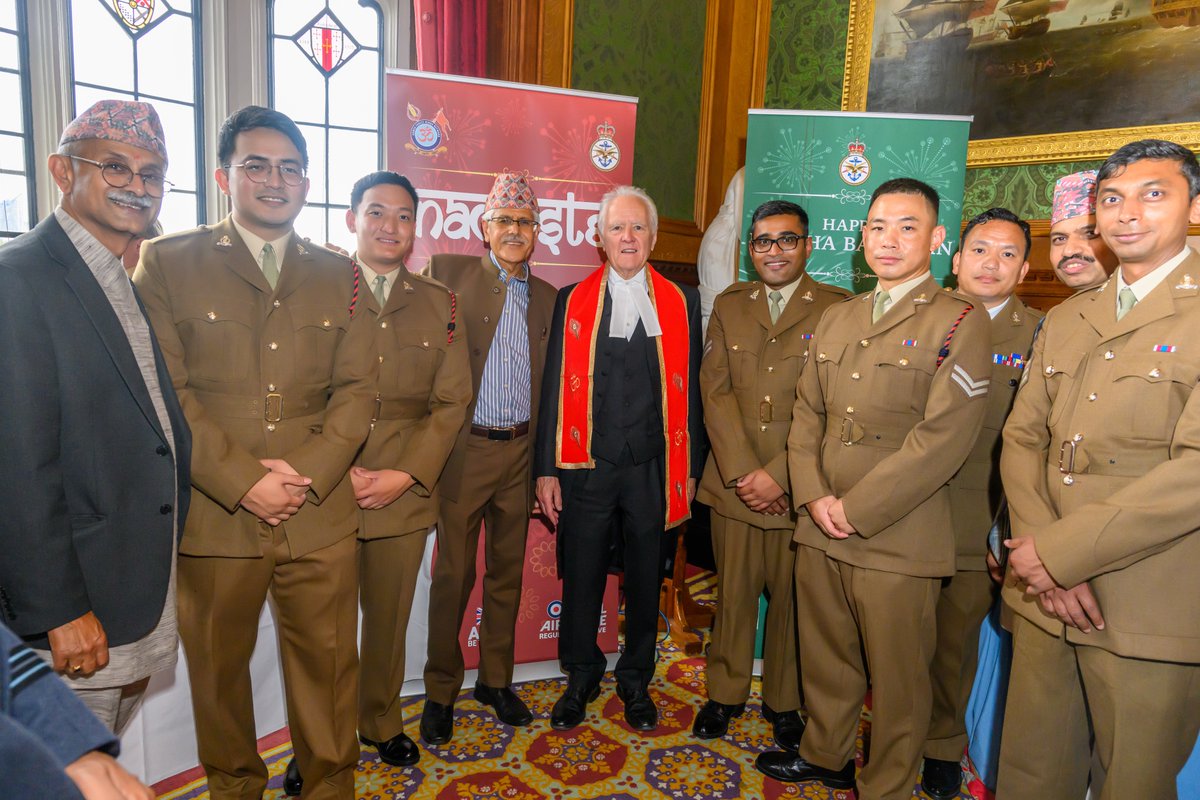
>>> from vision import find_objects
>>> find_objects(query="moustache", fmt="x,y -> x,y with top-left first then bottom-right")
107,189 -> 154,209
1057,253 -> 1095,269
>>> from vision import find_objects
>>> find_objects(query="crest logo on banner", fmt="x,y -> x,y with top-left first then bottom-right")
590,121 -> 621,172
839,140 -> 871,186
406,103 -> 451,157
539,600 -> 563,640
467,606 -> 482,648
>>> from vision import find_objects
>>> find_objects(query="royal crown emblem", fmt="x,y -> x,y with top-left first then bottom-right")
839,139 -> 871,186
590,120 -> 620,172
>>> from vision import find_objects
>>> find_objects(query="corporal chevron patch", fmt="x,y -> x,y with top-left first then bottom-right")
950,364 -> 990,398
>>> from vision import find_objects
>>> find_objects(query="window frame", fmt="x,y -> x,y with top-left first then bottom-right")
0,0 -> 39,238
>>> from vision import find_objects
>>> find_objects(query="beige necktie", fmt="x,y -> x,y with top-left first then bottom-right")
1117,286 -> 1137,321
872,289 -> 892,323
372,275 -> 388,307
768,290 -> 783,324
261,243 -> 278,289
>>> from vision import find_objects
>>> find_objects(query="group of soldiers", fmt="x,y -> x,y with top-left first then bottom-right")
1,95 -> 1197,800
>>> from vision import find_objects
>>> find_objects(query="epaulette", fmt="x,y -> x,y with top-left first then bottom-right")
717,280 -> 761,298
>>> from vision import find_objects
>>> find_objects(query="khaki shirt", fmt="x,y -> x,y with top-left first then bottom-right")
134,217 -> 378,558
698,273 -> 850,528
356,264 -> 471,539
947,296 -> 1043,570
788,275 -> 992,577
1001,252 -> 1200,663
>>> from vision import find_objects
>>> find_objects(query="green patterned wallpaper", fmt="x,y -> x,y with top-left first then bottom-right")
571,0 -> 707,221
763,0 -> 1091,221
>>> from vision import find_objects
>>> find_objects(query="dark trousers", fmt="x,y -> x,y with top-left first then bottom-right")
558,450 -> 665,693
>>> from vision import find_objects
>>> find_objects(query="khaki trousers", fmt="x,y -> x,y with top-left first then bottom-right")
178,528 -> 358,800
424,434 -> 530,703
794,545 -> 940,800
357,530 -> 429,742
706,512 -> 800,711
998,615 -> 1200,800
925,569 -> 995,761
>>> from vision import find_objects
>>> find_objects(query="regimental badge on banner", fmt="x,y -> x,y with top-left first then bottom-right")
839,140 -> 871,186
590,120 -> 620,172
405,103 -> 451,157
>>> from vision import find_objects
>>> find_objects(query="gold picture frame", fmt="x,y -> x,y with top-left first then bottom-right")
841,0 -> 1200,168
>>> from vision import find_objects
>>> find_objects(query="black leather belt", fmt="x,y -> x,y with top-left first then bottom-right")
470,421 -> 530,440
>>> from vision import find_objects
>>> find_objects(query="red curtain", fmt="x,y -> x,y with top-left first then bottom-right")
414,0 -> 488,78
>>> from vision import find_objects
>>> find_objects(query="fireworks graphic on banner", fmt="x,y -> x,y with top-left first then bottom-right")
440,99 -> 491,170
496,97 -> 533,138
756,129 -> 831,192
879,137 -> 962,209
541,119 -> 603,185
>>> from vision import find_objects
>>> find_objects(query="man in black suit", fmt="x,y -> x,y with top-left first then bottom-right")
0,100 -> 190,735
535,185 -> 704,733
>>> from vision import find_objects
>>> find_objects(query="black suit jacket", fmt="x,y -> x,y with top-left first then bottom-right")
0,216 -> 191,648
534,273 -> 707,484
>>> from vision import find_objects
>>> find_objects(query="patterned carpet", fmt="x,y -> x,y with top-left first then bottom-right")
156,572 -> 984,799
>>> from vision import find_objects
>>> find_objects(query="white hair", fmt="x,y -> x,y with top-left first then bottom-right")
597,185 -> 658,237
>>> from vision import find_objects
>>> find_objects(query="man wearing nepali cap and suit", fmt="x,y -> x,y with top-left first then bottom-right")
1048,170 -> 1118,292
0,99 -> 191,735
534,185 -> 705,733
420,170 -> 557,745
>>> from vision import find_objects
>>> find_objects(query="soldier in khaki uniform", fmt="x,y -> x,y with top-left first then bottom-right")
756,179 -> 992,800
999,141 -> 1200,799
920,208 -> 1042,799
419,172 -> 557,744
135,107 -> 377,800
695,200 -> 848,748
345,173 -> 470,775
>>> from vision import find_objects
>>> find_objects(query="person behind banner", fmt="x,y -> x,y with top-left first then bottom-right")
0,100 -> 190,737
419,171 -> 557,746
920,208 -> 1042,800
755,178 -> 991,798
534,185 -> 705,734
1050,170 -> 1118,291
134,106 -> 377,800
998,140 -> 1200,799
693,199 -> 849,749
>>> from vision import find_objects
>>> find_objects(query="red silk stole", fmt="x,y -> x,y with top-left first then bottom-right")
555,265 -> 692,529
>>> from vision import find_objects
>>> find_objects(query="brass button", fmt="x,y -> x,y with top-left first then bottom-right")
731,344 -> 740,351
268,342 -> 278,350
899,357 -> 909,366
770,337 -> 777,343
1063,474 -> 1074,485
766,366 -> 775,373
273,300 -> 281,308
851,372 -> 860,380
206,311 -> 217,320
322,319 -> 331,328
1073,433 -> 1083,442
760,425 -> 768,432
492,286 -> 501,294
378,355 -> 384,363
1045,366 -> 1055,375
268,383 -> 276,392
380,321 -> 388,329
817,353 -> 827,361
422,340 -> 429,347
1149,367 -> 1161,378
266,423 -> 276,432
860,339 -> 870,347
1087,392 -> 1097,401
1104,351 -> 1114,360
846,406 -> 855,414
803,350 -> 809,358
483,315 -> 490,323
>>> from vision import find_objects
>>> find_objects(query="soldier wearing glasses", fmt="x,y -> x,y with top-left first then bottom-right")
694,200 -> 848,748
135,106 -> 376,800
419,171 -> 556,744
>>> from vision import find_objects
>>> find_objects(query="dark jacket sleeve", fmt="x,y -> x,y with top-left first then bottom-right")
533,287 -> 570,478
684,285 -> 707,478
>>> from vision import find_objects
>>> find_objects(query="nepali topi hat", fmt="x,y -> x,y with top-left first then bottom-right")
485,169 -> 539,214
1051,170 -> 1097,225
59,99 -> 168,163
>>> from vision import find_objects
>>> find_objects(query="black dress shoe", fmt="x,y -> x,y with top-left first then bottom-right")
359,731 -> 420,767
754,751 -> 856,789
691,699 -> 745,739
762,704 -> 806,752
921,757 -> 964,799
282,757 -> 302,796
419,700 -> 454,745
550,681 -> 601,730
474,683 -> 534,727
616,685 -> 658,732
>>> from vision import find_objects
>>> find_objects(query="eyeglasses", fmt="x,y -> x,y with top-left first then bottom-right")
486,214 -> 539,230
749,233 -> 806,253
225,158 -> 307,187
68,155 -> 173,198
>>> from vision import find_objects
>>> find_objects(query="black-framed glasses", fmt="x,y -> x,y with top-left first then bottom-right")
68,155 -> 173,198
225,158 -> 307,187
749,233 -> 806,253
486,214 -> 539,230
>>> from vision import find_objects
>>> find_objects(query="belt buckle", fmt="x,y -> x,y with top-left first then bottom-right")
759,398 -> 773,424
1058,440 -> 1077,484
840,417 -> 856,446
265,392 -> 283,423
494,424 -> 517,440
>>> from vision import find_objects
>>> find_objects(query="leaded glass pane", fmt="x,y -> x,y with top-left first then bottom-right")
327,127 -> 377,205
72,1 -> 135,91
0,70 -> 22,132
0,1 -> 15,29
137,13 -> 194,102
0,132 -> 23,168
326,206 -> 352,253
157,189 -> 196,235
328,50 -> 379,130
294,203 -> 327,247
0,172 -> 28,232
272,39 -> 328,125
0,30 -> 19,71
297,122 -> 328,204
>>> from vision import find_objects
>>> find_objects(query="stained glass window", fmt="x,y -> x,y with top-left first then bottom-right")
68,0 -> 204,233
269,0 -> 383,251
0,0 -> 34,238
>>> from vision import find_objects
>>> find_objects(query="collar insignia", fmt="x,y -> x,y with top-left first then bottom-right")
749,289 -> 760,301
912,293 -> 929,304
296,243 -> 309,256
403,281 -> 414,292
1176,274 -> 1197,290
216,235 -> 232,248
802,291 -> 814,302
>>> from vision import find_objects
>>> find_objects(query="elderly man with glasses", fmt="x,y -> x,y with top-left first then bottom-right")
134,105 -> 377,800
693,199 -> 849,748
419,171 -> 557,745
0,99 -> 191,737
